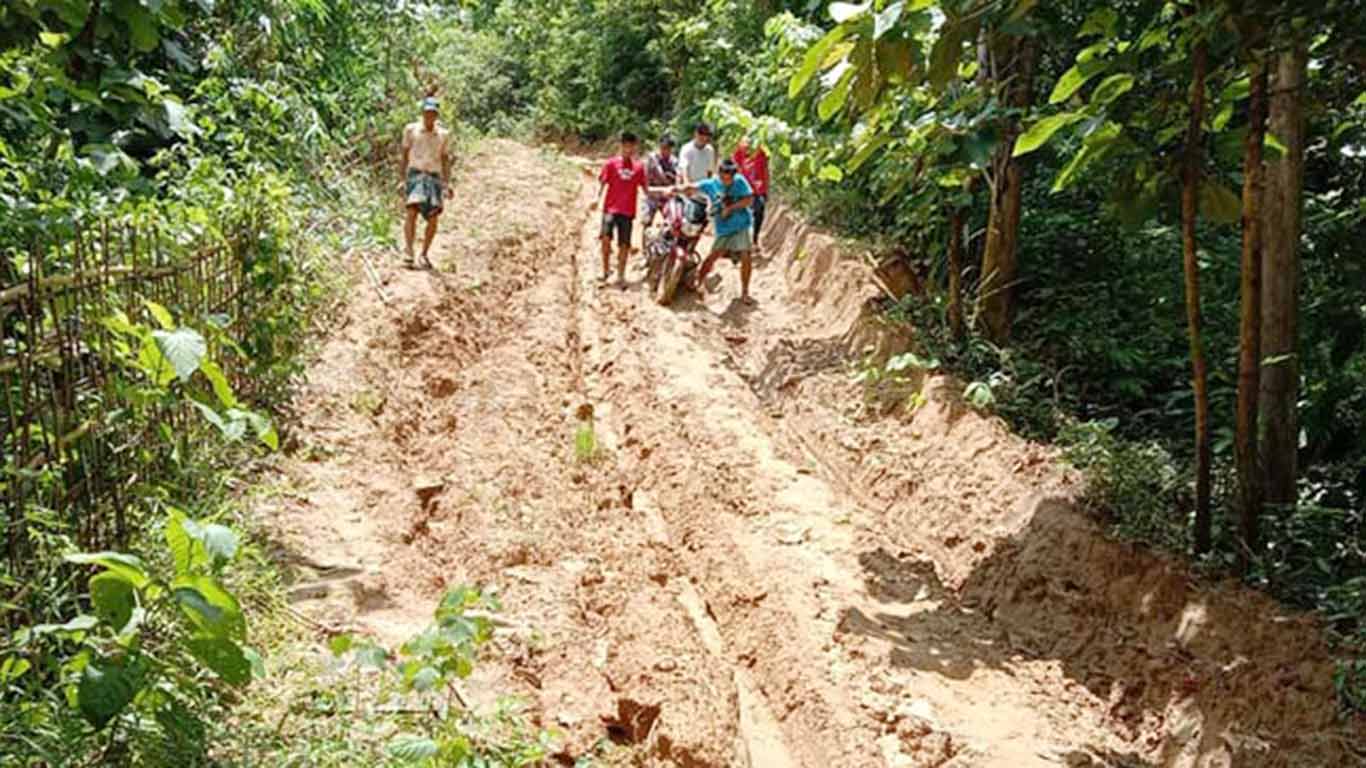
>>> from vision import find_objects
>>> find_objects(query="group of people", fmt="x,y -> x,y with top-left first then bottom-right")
595,122 -> 770,305
395,97 -> 772,308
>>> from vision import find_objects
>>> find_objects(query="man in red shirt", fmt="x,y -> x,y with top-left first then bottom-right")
732,136 -> 770,253
595,132 -> 647,287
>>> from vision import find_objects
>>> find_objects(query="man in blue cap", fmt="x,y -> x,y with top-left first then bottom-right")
400,96 -> 452,268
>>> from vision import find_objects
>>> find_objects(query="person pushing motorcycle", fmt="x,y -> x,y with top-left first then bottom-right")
670,159 -> 756,305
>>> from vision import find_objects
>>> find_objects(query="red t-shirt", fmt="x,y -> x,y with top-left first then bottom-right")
733,147 -> 769,196
599,156 -> 647,218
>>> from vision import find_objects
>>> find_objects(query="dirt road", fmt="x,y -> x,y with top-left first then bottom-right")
262,141 -> 1362,767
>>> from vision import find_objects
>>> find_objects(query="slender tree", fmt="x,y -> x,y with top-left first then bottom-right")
1235,57 -> 1270,567
977,36 -> 1038,343
1260,41 -> 1308,514
1182,28 -> 1213,554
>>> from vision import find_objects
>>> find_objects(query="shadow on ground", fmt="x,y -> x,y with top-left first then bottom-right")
838,499 -> 1359,767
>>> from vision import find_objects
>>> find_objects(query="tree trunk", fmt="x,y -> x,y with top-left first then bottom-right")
1260,44 -> 1307,514
976,38 -> 1037,343
1236,60 -> 1269,569
948,206 -> 965,339
1183,39 -> 1213,555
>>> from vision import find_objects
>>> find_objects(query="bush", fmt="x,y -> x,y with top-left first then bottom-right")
1057,418 -> 1188,554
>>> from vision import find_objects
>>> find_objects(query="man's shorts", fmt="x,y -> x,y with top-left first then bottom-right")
406,169 -> 444,220
711,228 -> 753,262
601,213 -> 633,246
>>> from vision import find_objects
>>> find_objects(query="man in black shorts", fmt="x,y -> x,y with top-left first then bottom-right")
595,132 -> 647,286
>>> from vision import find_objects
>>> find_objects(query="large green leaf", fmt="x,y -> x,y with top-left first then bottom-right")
847,134 -> 893,173
49,0 -> 91,29
408,665 -> 442,692
387,735 -> 439,763
1050,122 -> 1122,192
144,299 -> 174,330
186,637 -> 252,686
166,511 -> 196,576
1014,113 -> 1081,157
173,576 -> 245,640
65,552 -> 149,589
119,3 -> 161,53
78,660 -> 137,729
90,572 -> 136,632
199,360 -> 238,408
1049,59 -> 1109,104
1089,74 -> 1135,107
790,27 -> 847,98
0,657 -> 32,685
818,67 -> 855,122
152,328 -> 207,383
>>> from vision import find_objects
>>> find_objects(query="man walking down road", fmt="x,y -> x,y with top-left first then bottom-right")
595,132 -> 648,287
679,122 -> 717,184
400,96 -> 452,269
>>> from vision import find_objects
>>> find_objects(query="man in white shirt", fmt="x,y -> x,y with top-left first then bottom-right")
678,122 -> 717,184
400,96 -> 452,269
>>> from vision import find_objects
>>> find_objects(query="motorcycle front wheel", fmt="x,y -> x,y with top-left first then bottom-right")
657,254 -> 687,306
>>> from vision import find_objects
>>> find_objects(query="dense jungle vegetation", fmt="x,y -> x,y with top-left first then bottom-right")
2,0 -> 1364,764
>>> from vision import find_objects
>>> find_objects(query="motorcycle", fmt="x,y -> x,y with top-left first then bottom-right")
643,193 -> 709,306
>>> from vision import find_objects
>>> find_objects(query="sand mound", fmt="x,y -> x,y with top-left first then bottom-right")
745,200 -> 1363,767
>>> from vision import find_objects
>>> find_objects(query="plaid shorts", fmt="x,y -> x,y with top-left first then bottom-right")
405,169 -> 444,219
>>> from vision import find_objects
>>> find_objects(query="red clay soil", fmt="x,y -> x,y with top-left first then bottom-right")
261,140 -> 1364,767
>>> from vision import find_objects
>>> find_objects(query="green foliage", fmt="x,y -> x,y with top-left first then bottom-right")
1,2 -> 452,763
105,302 -> 279,450
1058,418 -> 1188,553
1,515 -> 256,762
329,586 -> 557,767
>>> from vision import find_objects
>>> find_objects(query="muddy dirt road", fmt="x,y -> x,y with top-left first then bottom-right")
263,141 -> 1363,767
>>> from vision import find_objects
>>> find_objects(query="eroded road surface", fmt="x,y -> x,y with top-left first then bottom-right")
262,141 -> 1363,767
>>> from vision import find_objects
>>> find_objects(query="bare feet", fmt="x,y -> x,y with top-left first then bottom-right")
740,295 -> 757,306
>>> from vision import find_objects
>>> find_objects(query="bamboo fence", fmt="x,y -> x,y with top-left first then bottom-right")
1,219 -> 261,578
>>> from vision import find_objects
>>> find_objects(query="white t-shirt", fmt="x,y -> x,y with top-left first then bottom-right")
679,140 -> 716,183
403,121 -> 450,175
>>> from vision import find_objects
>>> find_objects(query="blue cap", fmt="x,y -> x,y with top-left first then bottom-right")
421,97 -> 439,112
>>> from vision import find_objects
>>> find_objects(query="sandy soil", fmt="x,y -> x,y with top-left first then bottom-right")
259,140 -> 1364,767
